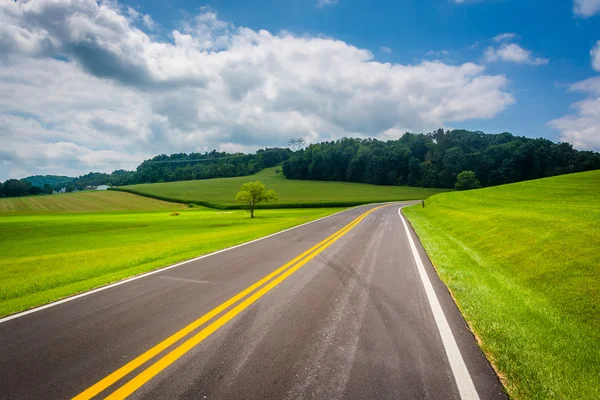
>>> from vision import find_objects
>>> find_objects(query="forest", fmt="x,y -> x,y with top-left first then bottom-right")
2,130 -> 600,198
282,130 -> 600,188
0,148 -> 291,197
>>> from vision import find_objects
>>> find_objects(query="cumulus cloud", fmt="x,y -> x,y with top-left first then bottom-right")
573,0 -> 600,17
592,41 -> 600,71
549,96 -> 600,150
569,76 -> 600,94
0,0 -> 515,180
380,46 -> 392,54
485,43 -> 549,65
549,45 -> 600,151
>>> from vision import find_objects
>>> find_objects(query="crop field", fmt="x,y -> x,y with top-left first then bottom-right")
0,199 -> 341,317
403,170 -> 600,399
116,168 -> 448,208
0,190 -> 186,214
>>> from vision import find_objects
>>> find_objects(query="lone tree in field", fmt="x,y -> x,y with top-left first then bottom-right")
455,171 -> 481,191
235,181 -> 278,218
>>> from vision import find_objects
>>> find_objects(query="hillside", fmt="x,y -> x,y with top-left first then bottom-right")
0,190 -> 186,214
403,169 -> 600,399
115,168 -> 449,208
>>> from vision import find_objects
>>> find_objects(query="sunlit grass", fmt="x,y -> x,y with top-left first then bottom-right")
403,170 -> 600,399
0,205 -> 341,317
117,167 -> 448,208
0,190 -> 186,214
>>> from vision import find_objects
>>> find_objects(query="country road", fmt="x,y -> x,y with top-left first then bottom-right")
0,203 -> 506,400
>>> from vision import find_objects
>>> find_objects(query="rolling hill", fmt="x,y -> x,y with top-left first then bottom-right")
403,169 -> 600,399
0,190 -> 187,214
115,167 -> 449,208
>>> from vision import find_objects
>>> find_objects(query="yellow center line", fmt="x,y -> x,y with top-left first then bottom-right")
105,206 -> 384,399
73,205 -> 386,400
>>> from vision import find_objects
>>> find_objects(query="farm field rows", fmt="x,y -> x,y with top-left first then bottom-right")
0,190 -> 186,214
116,167 -> 449,208
0,194 -> 342,317
403,170 -> 600,399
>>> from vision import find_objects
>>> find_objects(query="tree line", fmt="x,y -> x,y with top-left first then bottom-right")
282,129 -> 600,188
0,179 -> 55,197
0,148 -> 291,197
131,148 -> 291,185
2,130 -> 599,198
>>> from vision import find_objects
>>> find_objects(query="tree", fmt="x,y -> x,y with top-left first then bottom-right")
455,171 -> 481,191
43,184 -> 53,194
28,186 -> 43,195
3,179 -> 31,197
235,181 -> 278,218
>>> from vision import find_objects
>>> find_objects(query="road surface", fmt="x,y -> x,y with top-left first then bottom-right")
0,203 -> 506,399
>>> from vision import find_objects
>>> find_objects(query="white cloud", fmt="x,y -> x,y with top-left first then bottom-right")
549,43 -> 600,151
142,14 -> 155,29
317,0 -> 339,7
485,43 -> 549,65
569,76 -> 600,94
380,46 -> 392,54
493,33 -> 518,43
548,97 -> 600,150
573,0 -> 600,17
0,0 -> 515,180
592,41 -> 600,71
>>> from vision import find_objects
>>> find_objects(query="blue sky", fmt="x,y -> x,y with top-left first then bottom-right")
125,0 -> 599,141
1,0 -> 599,179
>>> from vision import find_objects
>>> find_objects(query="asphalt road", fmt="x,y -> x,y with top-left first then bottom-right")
0,203 -> 507,400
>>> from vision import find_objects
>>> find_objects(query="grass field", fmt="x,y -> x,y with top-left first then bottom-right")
116,168 -> 448,208
0,192 -> 341,317
0,190 -> 186,214
403,170 -> 600,399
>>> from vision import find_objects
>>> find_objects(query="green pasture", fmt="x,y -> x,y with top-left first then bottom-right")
116,167 -> 448,208
0,200 -> 341,317
403,170 -> 600,399
0,190 -> 186,214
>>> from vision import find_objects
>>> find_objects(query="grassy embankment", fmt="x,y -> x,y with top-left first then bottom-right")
0,190 -> 342,317
115,167 -> 449,208
403,170 -> 600,399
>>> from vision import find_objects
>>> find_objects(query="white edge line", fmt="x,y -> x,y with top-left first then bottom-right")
398,207 -> 480,400
0,203 -> 388,324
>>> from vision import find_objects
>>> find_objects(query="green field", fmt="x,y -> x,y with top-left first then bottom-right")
403,170 -> 600,399
0,190 -> 187,214
0,191 -> 341,317
116,168 -> 448,208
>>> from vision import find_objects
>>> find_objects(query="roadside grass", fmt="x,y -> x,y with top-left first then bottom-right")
403,170 -> 600,399
0,206 -> 342,317
115,167 -> 448,208
0,190 -> 186,214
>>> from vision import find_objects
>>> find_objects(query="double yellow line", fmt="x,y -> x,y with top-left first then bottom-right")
73,205 -> 386,400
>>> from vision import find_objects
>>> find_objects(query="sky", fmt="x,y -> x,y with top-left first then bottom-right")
1,0 -> 599,180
